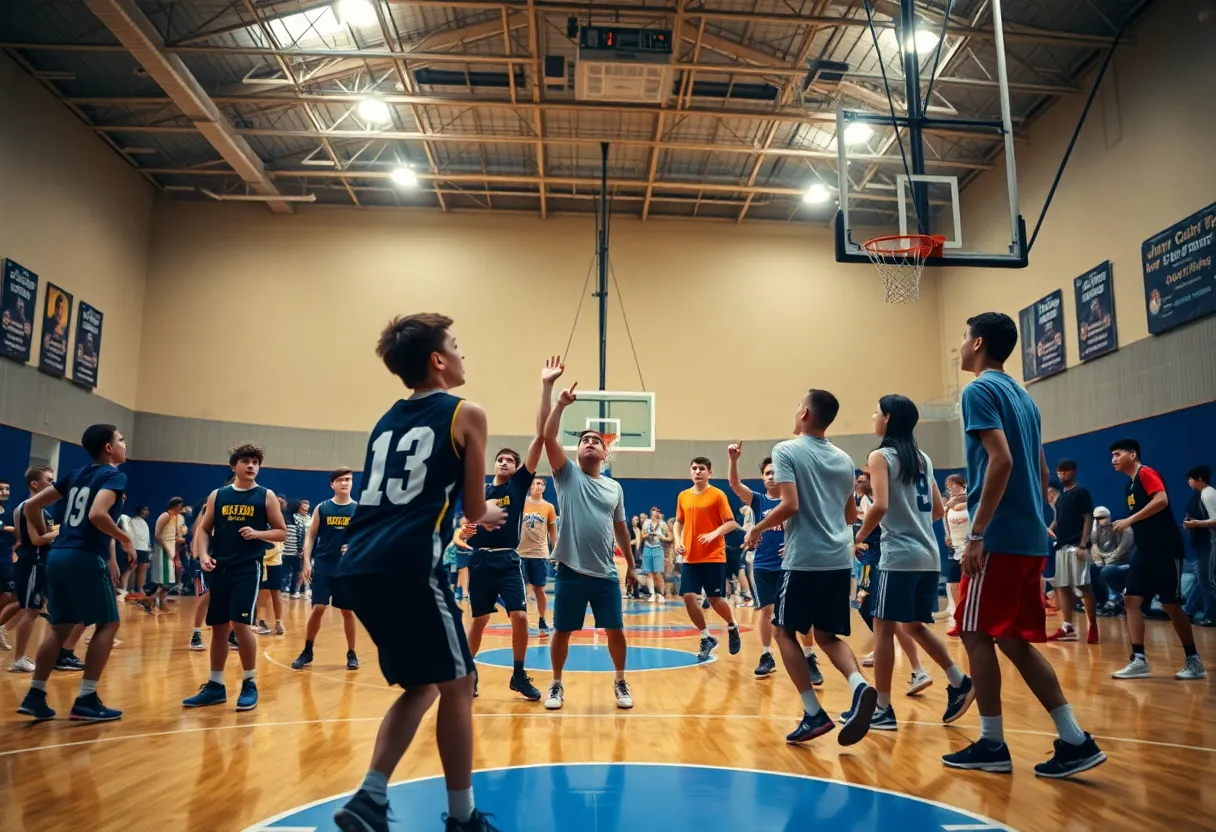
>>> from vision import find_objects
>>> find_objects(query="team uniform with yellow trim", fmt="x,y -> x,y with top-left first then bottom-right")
336,390 -> 472,688
206,485 -> 270,627
309,499 -> 356,606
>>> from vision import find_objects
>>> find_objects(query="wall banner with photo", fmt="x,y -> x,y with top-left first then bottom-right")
1019,288 -> 1066,382
72,301 -> 104,389
1,259 -> 38,363
1073,261 -> 1117,361
39,282 -> 73,378
1141,200 -> 1216,335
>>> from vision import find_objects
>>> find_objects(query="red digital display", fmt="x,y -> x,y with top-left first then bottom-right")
607,32 -> 613,46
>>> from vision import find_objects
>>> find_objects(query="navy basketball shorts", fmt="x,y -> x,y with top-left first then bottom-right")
679,561 -> 727,597
15,558 -> 46,610
0,554 -> 14,595
870,569 -> 939,624
772,568 -> 852,637
205,560 -> 262,626
752,568 -> 784,609
45,548 -> 119,627
469,550 -> 526,617
337,567 -> 474,688
1125,550 -> 1183,605
725,546 -> 744,575
553,563 -> 624,632
521,557 -> 548,588
260,563 -> 283,591
310,571 -> 347,608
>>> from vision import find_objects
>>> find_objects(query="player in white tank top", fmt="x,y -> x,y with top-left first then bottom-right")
943,474 -> 969,625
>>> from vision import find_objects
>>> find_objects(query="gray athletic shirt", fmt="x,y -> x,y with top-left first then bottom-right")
551,458 -> 626,580
771,435 -> 855,571
876,447 -> 939,571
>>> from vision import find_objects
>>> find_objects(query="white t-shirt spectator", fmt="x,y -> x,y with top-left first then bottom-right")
129,515 -> 151,551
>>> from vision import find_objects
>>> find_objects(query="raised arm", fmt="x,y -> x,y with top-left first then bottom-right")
726,441 -> 753,502
525,356 -> 566,474
543,380 -> 577,473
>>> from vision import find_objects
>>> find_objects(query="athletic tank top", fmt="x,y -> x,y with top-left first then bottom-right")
876,447 -> 938,572
340,391 -> 466,577
15,500 -> 56,563
946,505 -> 970,559
312,499 -> 357,573
210,484 -> 270,565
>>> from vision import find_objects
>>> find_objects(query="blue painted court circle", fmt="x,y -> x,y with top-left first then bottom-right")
252,763 -> 1013,831
477,644 -> 706,672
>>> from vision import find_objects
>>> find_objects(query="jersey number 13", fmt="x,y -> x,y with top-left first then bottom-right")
359,428 -> 434,506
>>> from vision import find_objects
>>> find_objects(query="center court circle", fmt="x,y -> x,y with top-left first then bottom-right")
477,644 -> 707,672
251,763 -> 1014,831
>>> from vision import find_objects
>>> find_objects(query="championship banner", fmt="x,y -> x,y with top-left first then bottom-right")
72,301 -> 103,389
39,282 -> 73,378
1019,289 -> 1065,382
1073,261 -> 1117,361
1142,200 -> 1216,335
1,259 -> 38,363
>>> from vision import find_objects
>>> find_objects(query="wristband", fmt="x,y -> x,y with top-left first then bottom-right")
967,532 -> 985,542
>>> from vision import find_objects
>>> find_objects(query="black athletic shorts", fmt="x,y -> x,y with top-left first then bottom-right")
136,549 -> 151,565
1125,550 -> 1183,605
752,568 -> 783,608
311,571 -> 346,608
946,558 -> 962,584
870,569 -> 939,624
725,546 -> 744,575
679,561 -> 727,597
469,550 -> 526,617
205,560 -> 262,626
337,568 -> 474,688
0,555 -> 14,595
15,558 -> 46,610
260,563 -> 283,591
772,568 -> 852,637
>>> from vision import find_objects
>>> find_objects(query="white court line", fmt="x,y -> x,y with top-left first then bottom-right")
5,710 -> 1214,758
241,761 -> 1019,832
942,825 -> 1003,831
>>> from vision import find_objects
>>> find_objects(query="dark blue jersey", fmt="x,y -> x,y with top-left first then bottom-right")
210,484 -> 270,565
341,391 -> 466,577
747,491 -> 786,571
312,499 -> 356,573
15,500 -> 56,563
0,503 -> 15,558
467,465 -> 533,551
51,464 -> 126,558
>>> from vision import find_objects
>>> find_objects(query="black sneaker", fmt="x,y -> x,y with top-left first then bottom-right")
228,631 -> 239,650
870,704 -> 898,731
334,788 -> 391,832
291,649 -> 313,670
727,626 -> 742,655
942,739 -> 1013,773
697,635 -> 719,662
786,709 -> 835,744
54,651 -> 85,672
189,630 -> 205,651
473,670 -> 479,698
1033,733 -> 1107,778
445,810 -> 501,831
509,672 -> 542,701
754,653 -> 777,678
942,675 -> 976,724
537,618 -> 551,637
838,683 -> 878,746
346,650 -> 359,671
806,651 -> 824,687
701,596 -> 710,609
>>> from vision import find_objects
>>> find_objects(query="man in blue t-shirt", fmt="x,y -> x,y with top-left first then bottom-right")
727,442 -> 822,684
942,312 -> 1105,780
18,424 -> 137,723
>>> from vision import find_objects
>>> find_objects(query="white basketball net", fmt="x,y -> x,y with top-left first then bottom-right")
863,236 -> 936,304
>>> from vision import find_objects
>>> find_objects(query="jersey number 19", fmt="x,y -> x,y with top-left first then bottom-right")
359,428 -> 434,507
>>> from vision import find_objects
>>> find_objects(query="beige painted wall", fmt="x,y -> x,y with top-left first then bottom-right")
936,0 -> 1216,389
140,201 -> 944,438
0,55 -> 153,409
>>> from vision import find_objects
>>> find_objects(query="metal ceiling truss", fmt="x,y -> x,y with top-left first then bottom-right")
2,0 -> 1131,219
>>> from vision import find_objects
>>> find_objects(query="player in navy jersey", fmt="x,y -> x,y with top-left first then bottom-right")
461,362 -> 558,702
331,313 -> 504,832
0,479 -> 15,618
18,424 -> 136,722
726,443 -> 823,683
292,467 -> 359,671
943,313 -> 1104,779
182,444 -> 286,712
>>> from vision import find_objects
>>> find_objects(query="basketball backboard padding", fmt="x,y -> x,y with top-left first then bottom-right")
559,391 -> 655,452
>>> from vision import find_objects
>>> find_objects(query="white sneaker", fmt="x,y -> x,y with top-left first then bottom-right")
545,681 -> 564,710
305,589 -> 312,600
0,628 -> 10,651
861,651 -> 874,668
1175,656 -> 1206,680
1112,656 -> 1151,679
9,656 -> 35,672
290,592 -> 301,600
254,622 -> 273,636
906,668 -> 933,695
614,679 -> 633,709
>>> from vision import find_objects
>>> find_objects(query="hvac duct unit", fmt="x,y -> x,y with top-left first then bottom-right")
575,26 -> 674,104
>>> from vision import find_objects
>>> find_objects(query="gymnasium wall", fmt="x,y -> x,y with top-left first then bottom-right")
936,0 -> 1216,442
0,53 -> 154,418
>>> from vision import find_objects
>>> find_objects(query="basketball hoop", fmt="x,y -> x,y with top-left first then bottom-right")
601,433 -> 620,466
862,234 -> 946,303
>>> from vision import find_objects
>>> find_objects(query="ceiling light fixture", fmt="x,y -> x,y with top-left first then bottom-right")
357,97 -> 392,124
391,166 -> 419,188
906,28 -> 940,54
803,183 -> 831,204
335,0 -> 379,28
843,122 -> 874,145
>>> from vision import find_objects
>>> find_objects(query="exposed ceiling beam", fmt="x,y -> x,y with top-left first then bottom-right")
79,0 -> 293,213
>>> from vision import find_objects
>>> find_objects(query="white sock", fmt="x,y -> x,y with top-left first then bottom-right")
799,689 -> 823,716
193,628 -> 202,635
727,621 -> 738,630
1061,621 -> 1075,632
646,576 -> 655,592
980,715 -> 1004,743
699,629 -> 710,639
945,664 -> 965,687
847,671 -> 867,693
1049,704 -> 1086,746
803,645 -> 814,657
209,670 -> 224,684
447,788 -> 475,823
877,691 -> 891,708
30,680 -> 47,692
761,647 -> 772,657
79,679 -> 98,697
243,669 -> 256,681
361,770 -> 388,806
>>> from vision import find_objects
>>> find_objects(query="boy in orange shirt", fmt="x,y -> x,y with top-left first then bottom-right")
673,457 -> 742,661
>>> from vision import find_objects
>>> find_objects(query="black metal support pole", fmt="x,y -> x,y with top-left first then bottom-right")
597,141 -> 609,391
900,0 -> 929,234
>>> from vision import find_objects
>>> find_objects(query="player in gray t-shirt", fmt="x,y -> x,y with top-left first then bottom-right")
540,360 -> 638,712
853,395 -> 975,733
745,388 -> 877,747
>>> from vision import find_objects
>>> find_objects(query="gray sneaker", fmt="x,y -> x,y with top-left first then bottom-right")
1175,655 -> 1206,680
1112,656 -> 1151,679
